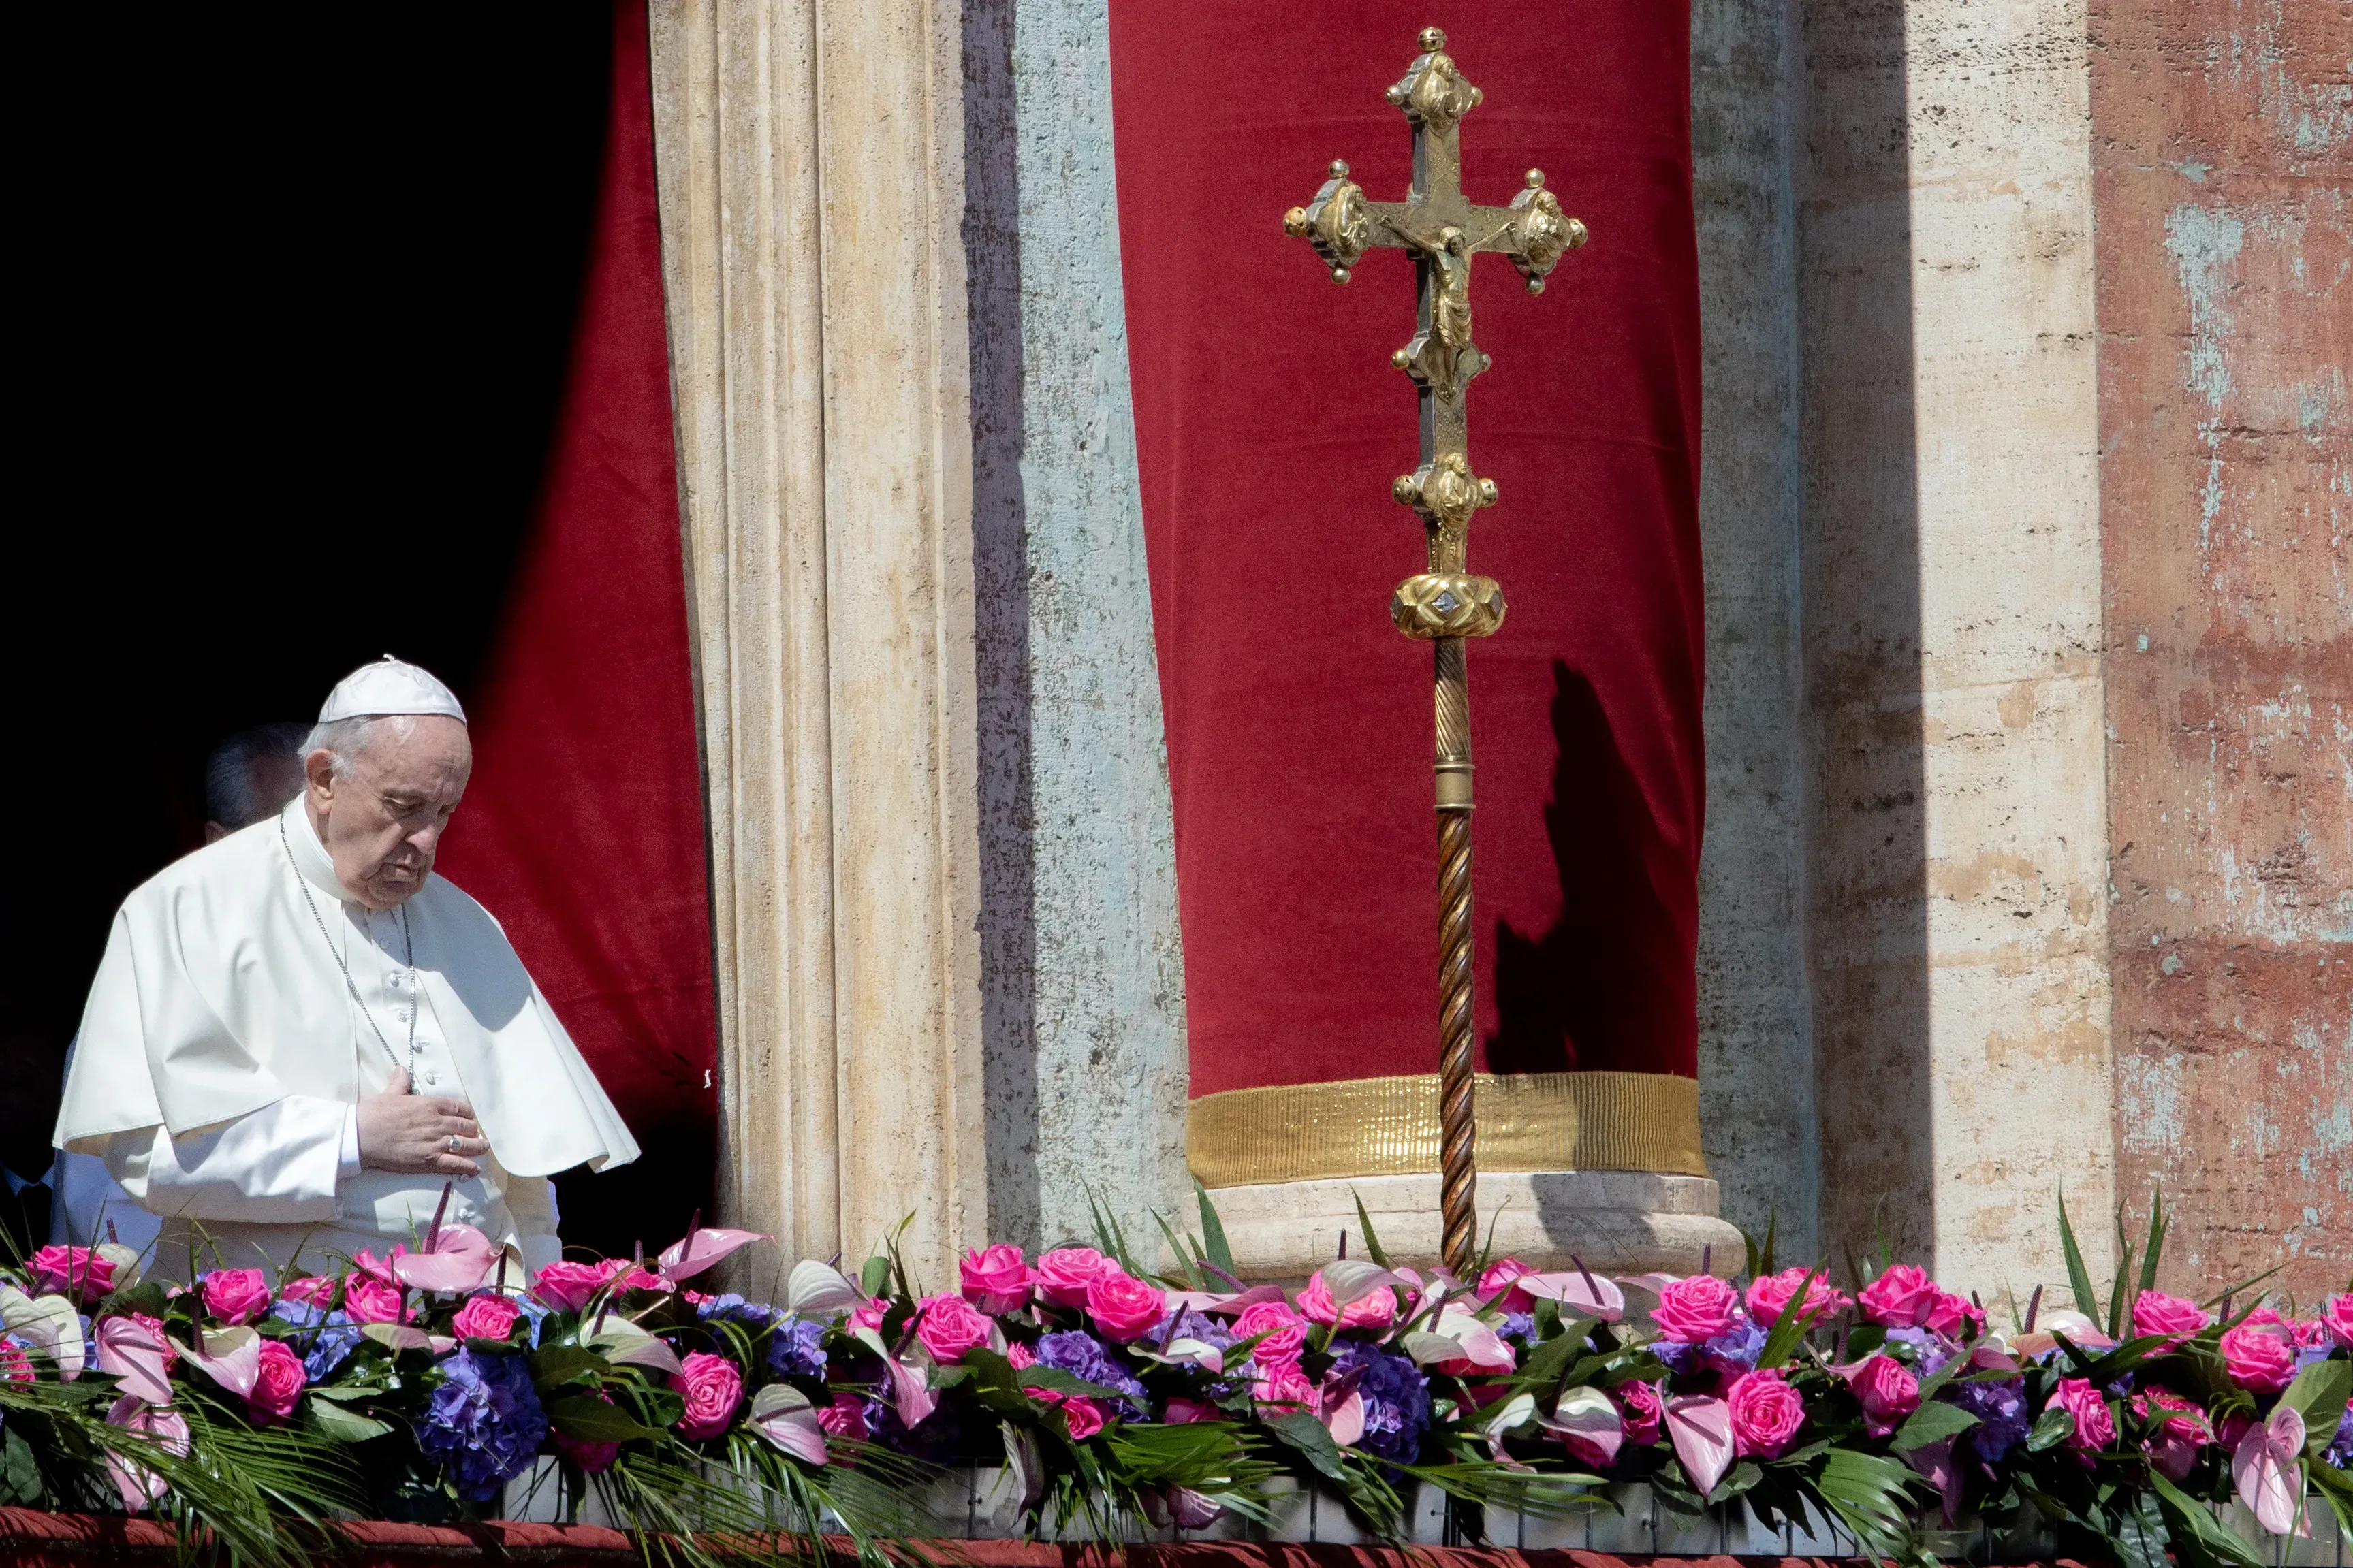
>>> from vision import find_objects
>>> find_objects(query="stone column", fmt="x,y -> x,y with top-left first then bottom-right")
647,0 -> 985,1287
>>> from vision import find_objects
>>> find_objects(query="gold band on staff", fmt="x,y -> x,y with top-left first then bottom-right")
1186,1070 -> 1707,1190
1281,27 -> 1588,1275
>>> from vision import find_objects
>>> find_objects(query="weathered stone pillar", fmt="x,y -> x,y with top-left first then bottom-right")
647,0 -> 984,1287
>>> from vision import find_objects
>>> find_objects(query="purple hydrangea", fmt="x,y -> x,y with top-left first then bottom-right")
1883,1327 -> 1960,1379
1499,1312 -> 1536,1346
268,1298 -> 362,1383
1165,1310 -> 1233,1352
1327,1342 -> 1432,1465
1701,1318 -> 1769,1375
2324,1406 -> 2352,1471
1949,1376 -> 2030,1464
695,1292 -> 780,1331
418,1349 -> 549,1502
1036,1330 -> 1149,1415
770,1317 -> 829,1380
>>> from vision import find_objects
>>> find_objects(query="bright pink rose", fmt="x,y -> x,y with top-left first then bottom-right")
278,1276 -> 335,1307
1085,1270 -> 1167,1343
1231,1300 -> 1309,1366
2136,1388 -> 2213,1484
342,1273 -> 407,1324
2324,1294 -> 2353,1351
1033,1247 -> 1113,1308
1005,1339 -> 1037,1370
2220,1319 -> 2296,1392
28,1245 -> 115,1300
915,1293 -> 992,1362
960,1244 -> 1030,1314
1060,1396 -> 1106,1441
451,1294 -> 522,1342
1165,1398 -> 1217,1424
2130,1289 -> 2209,1347
1745,1268 -> 1849,1328
848,1297 -> 889,1332
246,1340 -> 306,1424
201,1269 -> 271,1326
2050,1377 -> 2114,1452
1254,1362 -> 1318,1411
1652,1273 -> 1742,1343
1844,1354 -> 1921,1438
0,1342 -> 31,1383
1615,1379 -> 1664,1445
671,1350 -> 744,1440
351,1245 -> 406,1283
817,1392 -> 869,1440
2291,1317 -> 2332,1349
1298,1269 -> 1397,1330
531,1260 -> 612,1313
1478,1258 -> 1538,1313
1856,1264 -> 1940,1328
1726,1369 -> 1805,1458
1923,1291 -> 1984,1338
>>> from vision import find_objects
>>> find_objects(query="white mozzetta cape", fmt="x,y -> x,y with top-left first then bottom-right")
55,796 -> 639,1181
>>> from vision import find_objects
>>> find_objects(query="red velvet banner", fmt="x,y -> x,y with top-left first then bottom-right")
1109,3 -> 1705,1097
432,3 -> 717,1214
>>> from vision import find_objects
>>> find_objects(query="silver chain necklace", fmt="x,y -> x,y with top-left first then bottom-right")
281,814 -> 418,1087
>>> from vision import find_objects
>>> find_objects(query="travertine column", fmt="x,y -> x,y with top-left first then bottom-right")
648,0 -> 983,1286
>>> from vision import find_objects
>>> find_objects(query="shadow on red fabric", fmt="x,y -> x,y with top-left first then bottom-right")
431,0 -> 716,1255
1109,2 -> 1705,1100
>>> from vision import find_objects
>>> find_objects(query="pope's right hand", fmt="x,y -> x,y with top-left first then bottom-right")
356,1070 -> 487,1177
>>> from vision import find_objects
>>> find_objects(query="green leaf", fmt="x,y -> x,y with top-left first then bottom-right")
2107,1237 -> 2136,1340
1889,1399 -> 1981,1453
1150,1209 -> 1203,1290
1760,1209 -> 1779,1279
548,1394 -> 666,1444
1017,1365 -> 1129,1403
1266,1410 -> 1348,1484
2025,1407 -> 2074,1452
2105,1487 -> 2172,1568
1845,1324 -> 1887,1357
2137,1185 -> 2167,1294
1709,1460 -> 1764,1505
304,1394 -> 392,1444
0,1427 -> 40,1507
530,1345 -> 610,1390
1812,1448 -> 1920,1561
2057,1186 -> 2102,1321
859,1254 -> 891,1298
2149,1470 -> 2267,1568
303,1382 -> 386,1403
2280,1358 -> 2352,1452
1351,1187 -> 1394,1270
1191,1179 -> 1235,1277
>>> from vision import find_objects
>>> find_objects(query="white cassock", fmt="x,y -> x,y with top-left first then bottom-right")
52,793 -> 638,1278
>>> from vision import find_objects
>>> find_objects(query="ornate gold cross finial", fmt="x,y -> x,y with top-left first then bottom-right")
1281,27 -> 1587,1279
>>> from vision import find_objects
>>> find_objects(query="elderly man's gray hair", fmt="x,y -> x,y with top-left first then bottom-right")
300,714 -> 421,782
204,722 -> 313,829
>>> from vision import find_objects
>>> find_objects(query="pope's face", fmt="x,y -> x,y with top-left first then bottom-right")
304,715 -> 472,909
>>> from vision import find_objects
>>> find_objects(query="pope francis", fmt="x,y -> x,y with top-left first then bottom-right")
54,657 -> 638,1278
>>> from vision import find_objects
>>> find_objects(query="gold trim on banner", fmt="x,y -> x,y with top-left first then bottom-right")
1186,1071 -> 1706,1188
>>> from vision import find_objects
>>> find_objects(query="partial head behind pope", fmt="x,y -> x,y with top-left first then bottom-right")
52,656 -> 637,1279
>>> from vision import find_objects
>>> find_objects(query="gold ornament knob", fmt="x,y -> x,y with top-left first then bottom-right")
1282,207 -> 1308,237
1392,573 -> 1506,639
1417,25 -> 1446,50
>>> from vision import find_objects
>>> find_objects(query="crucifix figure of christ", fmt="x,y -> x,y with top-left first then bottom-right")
1282,27 -> 1585,1278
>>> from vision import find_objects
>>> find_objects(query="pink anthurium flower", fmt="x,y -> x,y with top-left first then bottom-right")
95,1315 -> 174,1405
748,1383 -> 830,1465
391,1223 -> 498,1295
1665,1393 -> 1736,1498
1319,1382 -> 1368,1447
1515,1271 -> 1628,1322
1431,1305 -> 1517,1373
1543,1386 -> 1623,1467
104,1396 -> 189,1511
2232,1402 -> 2305,1537
657,1226 -> 770,1283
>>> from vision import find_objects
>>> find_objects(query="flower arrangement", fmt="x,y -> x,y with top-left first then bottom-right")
1,1188 -> 2347,1568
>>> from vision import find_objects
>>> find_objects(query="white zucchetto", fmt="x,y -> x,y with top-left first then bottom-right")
318,655 -> 468,724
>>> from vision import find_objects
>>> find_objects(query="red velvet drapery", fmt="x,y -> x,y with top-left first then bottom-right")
432,1 -> 716,1231
1109,3 -> 1706,1099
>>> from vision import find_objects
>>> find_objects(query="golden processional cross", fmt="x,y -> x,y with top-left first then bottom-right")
1282,26 -> 1585,1278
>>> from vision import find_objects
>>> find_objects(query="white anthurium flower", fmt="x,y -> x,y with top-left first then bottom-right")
585,1315 -> 684,1375
748,1383 -> 830,1465
1318,1259 -> 1404,1310
94,1243 -> 144,1294
1,1287 -> 87,1379
787,1260 -> 867,1317
173,1325 -> 262,1397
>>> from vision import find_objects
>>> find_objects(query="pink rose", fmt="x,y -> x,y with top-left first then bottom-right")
2291,1317 -> 2332,1350
915,1293 -> 992,1363
1844,1354 -> 1921,1438
351,1246 -> 406,1283
2324,1293 -> 2353,1351
0,1342 -> 31,1383
1165,1398 -> 1217,1424
201,1269 -> 271,1326
531,1260 -> 612,1313
1652,1273 -> 1741,1343
1744,1268 -> 1849,1329
1085,1270 -> 1167,1343
1923,1291 -> 1983,1338
278,1277 -> 335,1307
1060,1396 -> 1106,1441
1005,1339 -> 1037,1370
817,1392 -> 869,1440
2220,1319 -> 2296,1392
2134,1386 -> 2212,1482
848,1297 -> 889,1332
1726,1369 -> 1805,1458
451,1294 -> 523,1343
2049,1377 -> 2114,1452
1254,1362 -> 1318,1411
671,1350 -> 744,1440
1034,1247 -> 1113,1308
247,1339 -> 306,1424
2130,1290 -> 2209,1349
960,1244 -> 1030,1315
28,1245 -> 116,1300
1615,1379 -> 1664,1445
1231,1301 -> 1309,1367
1856,1264 -> 1940,1328
1299,1269 -> 1397,1330
343,1273 -> 407,1325
1478,1258 -> 1538,1313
